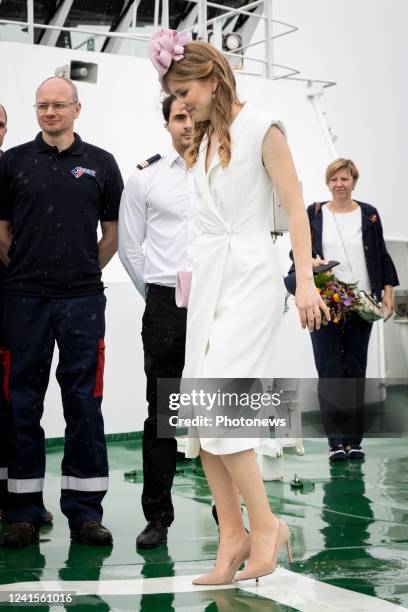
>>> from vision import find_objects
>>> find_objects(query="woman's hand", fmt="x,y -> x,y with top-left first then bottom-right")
312,255 -> 328,268
295,279 -> 331,331
382,286 -> 394,321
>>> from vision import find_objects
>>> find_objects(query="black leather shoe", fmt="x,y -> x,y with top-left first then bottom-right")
0,522 -> 39,548
42,510 -> 53,524
346,445 -> 365,460
329,445 -> 347,462
136,521 -> 168,549
70,521 -> 113,546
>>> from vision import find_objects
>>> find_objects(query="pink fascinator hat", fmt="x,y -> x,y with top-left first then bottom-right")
148,28 -> 192,79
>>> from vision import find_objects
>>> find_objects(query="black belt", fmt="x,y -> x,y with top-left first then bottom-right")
146,283 -> 175,296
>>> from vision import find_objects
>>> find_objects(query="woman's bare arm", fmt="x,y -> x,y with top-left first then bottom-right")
262,125 -> 330,329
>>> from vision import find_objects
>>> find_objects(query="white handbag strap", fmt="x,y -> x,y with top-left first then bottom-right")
330,209 -> 355,278
331,208 -> 380,309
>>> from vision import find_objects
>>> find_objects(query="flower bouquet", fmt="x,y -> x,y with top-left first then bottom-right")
314,272 -> 359,324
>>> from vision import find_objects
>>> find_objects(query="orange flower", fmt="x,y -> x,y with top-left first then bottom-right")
332,293 -> 340,302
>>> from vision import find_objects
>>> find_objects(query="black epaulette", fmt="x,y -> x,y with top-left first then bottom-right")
137,154 -> 161,170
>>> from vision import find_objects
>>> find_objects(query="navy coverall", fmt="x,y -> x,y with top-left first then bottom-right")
0,133 -> 123,528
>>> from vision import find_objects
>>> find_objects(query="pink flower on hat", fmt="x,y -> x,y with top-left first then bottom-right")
148,29 -> 192,79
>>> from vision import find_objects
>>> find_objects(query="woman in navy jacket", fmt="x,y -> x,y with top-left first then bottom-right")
285,158 -> 399,461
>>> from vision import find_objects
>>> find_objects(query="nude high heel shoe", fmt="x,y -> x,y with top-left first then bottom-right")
235,519 -> 292,583
192,538 -> 250,585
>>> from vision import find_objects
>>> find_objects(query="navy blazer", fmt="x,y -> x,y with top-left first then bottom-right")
284,201 -> 399,301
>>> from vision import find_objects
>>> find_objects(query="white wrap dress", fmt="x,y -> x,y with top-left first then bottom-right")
183,102 -> 286,457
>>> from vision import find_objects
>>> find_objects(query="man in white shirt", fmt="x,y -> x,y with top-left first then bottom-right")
119,96 -> 200,548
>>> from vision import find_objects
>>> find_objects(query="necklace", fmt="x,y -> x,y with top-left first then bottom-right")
328,199 -> 358,213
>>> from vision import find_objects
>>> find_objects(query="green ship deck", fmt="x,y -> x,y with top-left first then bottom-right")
1,436 -> 407,611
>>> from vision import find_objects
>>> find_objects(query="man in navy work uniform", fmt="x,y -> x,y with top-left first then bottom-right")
0,77 -> 123,548
119,95 -> 200,548
0,106 -> 54,527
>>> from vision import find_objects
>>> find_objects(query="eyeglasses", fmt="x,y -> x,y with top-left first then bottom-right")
33,102 -> 77,113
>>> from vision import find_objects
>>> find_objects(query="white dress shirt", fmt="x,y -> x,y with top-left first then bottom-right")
322,205 -> 371,294
118,146 -> 201,298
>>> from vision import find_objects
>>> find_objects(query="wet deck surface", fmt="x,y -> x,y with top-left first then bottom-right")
0,436 -> 407,611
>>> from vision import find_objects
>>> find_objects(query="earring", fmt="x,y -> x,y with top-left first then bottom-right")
212,90 -> 216,98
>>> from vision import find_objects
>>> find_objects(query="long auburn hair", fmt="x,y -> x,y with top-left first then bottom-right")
162,41 -> 241,168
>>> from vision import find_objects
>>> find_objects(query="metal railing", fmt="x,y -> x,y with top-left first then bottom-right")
0,0 -> 335,87
0,18 -> 150,44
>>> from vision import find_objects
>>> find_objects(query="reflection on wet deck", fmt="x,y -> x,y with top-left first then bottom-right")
0,435 -> 407,611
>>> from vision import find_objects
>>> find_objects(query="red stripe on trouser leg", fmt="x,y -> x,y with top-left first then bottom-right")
0,348 -> 11,401
93,339 -> 105,398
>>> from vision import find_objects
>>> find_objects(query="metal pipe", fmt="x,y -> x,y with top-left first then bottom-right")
212,20 -> 223,50
131,0 -> 138,56
182,0 -> 264,14
207,0 -> 265,19
206,8 -> 266,27
154,0 -> 160,29
286,77 -> 336,89
307,82 -> 338,158
132,1 -> 138,29
197,0 -> 208,41
264,0 -> 274,79
161,0 -> 169,28
0,20 -> 149,42
27,0 -> 34,44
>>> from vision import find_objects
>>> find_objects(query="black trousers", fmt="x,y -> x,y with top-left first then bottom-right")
141,284 -> 187,527
310,312 -> 373,449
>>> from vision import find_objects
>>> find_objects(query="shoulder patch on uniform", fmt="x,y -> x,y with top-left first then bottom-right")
137,154 -> 161,170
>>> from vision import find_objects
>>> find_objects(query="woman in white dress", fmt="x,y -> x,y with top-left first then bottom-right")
149,30 -> 330,585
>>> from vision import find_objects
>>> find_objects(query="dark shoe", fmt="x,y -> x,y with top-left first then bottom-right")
42,510 -> 53,524
329,445 -> 347,462
70,521 -> 113,546
0,522 -> 39,548
136,521 -> 168,549
347,445 -> 365,460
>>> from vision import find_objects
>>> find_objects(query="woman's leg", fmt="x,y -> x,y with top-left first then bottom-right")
198,449 -> 249,580
220,449 -> 289,577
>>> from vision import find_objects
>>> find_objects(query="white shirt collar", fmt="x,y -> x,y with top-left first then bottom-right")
164,145 -> 185,168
